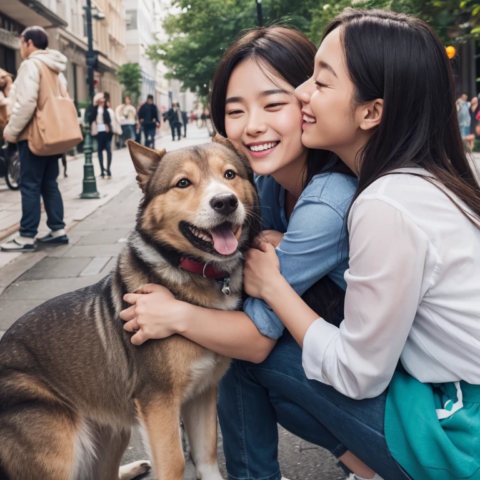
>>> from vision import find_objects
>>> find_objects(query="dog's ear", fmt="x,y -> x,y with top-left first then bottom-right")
212,134 -> 237,152
127,140 -> 166,192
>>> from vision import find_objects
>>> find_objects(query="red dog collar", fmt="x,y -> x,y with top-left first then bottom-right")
179,257 -> 228,279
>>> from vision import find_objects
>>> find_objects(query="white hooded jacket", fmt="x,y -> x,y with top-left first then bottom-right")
5,49 -> 68,141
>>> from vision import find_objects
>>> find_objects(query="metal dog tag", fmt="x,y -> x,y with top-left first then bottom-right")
222,277 -> 231,296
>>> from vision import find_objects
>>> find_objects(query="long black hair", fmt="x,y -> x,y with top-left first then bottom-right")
210,26 -> 353,188
325,9 -> 480,227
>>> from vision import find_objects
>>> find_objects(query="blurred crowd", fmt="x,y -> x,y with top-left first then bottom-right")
456,93 -> 480,151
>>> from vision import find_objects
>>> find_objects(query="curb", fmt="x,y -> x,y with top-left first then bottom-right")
0,251 -> 48,296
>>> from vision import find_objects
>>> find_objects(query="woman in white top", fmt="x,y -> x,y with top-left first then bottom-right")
89,92 -> 115,178
116,95 -> 137,147
121,8 -> 480,480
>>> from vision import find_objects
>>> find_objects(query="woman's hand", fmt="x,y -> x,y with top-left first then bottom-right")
244,240 -> 282,300
120,284 -> 189,345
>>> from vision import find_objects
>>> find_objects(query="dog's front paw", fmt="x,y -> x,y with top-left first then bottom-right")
119,460 -> 152,480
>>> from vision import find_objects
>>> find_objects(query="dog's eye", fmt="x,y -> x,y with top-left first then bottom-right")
225,170 -> 236,180
176,178 -> 191,188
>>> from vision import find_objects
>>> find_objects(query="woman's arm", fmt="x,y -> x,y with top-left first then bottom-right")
242,194 -> 349,340
245,198 -> 431,399
121,284 -> 276,363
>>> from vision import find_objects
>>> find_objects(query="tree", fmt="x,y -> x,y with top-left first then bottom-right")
117,62 -> 142,104
145,0 -> 319,102
147,0 -> 480,102
309,0 -> 480,45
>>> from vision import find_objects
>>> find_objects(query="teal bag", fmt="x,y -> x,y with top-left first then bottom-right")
385,370 -> 480,480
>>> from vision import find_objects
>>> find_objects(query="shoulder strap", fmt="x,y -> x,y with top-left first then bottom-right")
31,59 -> 61,98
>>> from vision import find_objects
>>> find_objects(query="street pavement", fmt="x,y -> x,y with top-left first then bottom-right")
0,126 -> 347,479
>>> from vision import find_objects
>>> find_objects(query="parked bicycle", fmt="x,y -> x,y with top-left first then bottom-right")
0,142 -> 20,190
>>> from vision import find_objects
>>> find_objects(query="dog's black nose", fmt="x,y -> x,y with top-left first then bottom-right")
210,194 -> 238,216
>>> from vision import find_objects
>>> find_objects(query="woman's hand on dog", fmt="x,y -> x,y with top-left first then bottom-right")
244,240 -> 282,301
121,284 -> 187,345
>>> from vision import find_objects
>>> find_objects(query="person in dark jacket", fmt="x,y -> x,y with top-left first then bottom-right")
181,110 -> 188,138
138,94 -> 159,148
167,102 -> 183,141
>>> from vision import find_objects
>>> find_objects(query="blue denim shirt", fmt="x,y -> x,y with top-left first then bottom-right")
243,172 -> 358,339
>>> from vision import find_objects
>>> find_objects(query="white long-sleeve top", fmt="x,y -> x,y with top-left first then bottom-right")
302,169 -> 480,400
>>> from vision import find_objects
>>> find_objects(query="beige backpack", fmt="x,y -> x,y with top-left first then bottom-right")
28,60 -> 83,156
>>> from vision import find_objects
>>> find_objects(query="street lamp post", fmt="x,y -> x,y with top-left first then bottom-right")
256,0 -> 263,27
80,0 -> 100,199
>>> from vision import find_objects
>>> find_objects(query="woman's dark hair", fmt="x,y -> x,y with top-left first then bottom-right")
210,26 -> 353,188
324,9 -> 480,227
21,26 -> 49,50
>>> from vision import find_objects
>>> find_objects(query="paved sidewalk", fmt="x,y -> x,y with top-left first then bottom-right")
0,125 -> 210,269
0,127 -> 347,480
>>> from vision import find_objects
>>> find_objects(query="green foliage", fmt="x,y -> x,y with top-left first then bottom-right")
146,0 -> 319,100
309,0 -> 480,44
116,62 -> 142,104
147,0 -> 480,100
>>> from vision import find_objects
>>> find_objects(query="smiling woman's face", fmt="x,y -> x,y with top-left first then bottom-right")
224,59 -> 307,177
295,28 -> 382,174
296,29 -> 357,154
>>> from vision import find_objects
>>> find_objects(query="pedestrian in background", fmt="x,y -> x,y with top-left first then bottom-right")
89,92 -> 114,179
457,93 -> 471,139
138,94 -> 159,148
1,26 -> 70,252
181,110 -> 188,138
0,69 -> 12,132
167,102 -> 183,141
469,96 -> 480,151
116,95 -> 136,148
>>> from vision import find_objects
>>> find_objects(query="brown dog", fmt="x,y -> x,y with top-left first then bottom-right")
0,137 -> 261,480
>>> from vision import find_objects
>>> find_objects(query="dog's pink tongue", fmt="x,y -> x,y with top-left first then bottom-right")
211,224 -> 238,255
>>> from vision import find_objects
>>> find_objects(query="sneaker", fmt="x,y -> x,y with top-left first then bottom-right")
37,229 -> 69,244
0,236 -> 36,252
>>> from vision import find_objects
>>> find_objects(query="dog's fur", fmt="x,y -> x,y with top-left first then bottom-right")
0,137 -> 261,480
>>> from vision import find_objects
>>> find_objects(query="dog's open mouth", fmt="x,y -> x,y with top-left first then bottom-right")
180,221 -> 242,256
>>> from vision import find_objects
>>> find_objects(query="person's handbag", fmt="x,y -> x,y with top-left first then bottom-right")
111,113 -> 123,136
27,60 -> 83,156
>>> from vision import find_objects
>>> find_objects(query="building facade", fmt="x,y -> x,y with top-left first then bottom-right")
0,0 -> 126,110
124,0 -> 160,105
92,0 -> 126,108
0,0 -> 67,75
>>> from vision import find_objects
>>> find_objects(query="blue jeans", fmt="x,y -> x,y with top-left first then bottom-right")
460,125 -> 470,138
143,125 -> 156,148
96,131 -> 112,176
218,332 -> 411,480
121,124 -> 135,147
170,122 -> 182,140
18,141 -> 65,238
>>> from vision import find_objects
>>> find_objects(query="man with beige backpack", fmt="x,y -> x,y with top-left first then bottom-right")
1,26 -> 82,252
